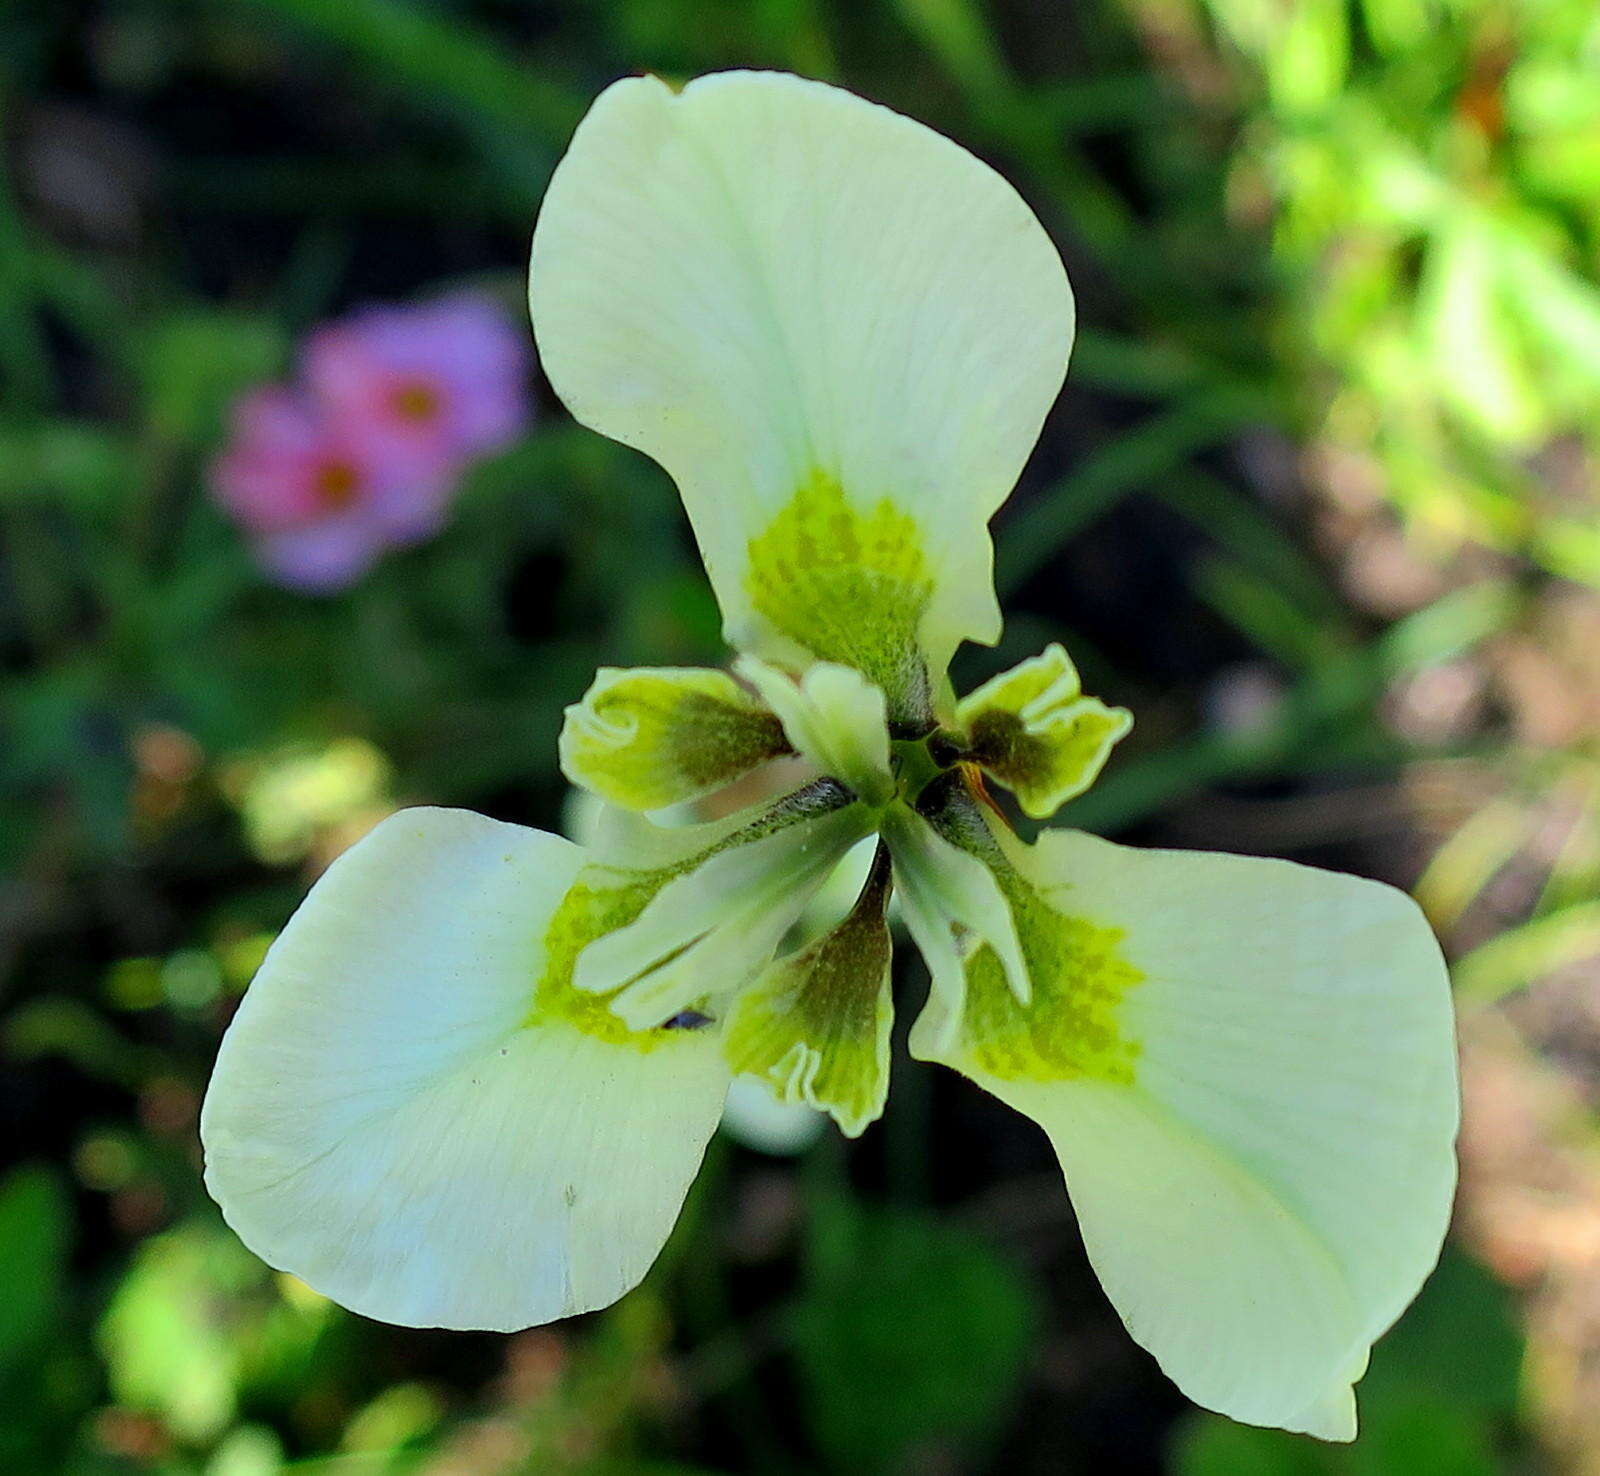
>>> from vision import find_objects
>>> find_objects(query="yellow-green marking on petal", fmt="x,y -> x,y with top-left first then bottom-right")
913,781 -> 1143,1084
533,865 -> 692,1049
722,843 -> 894,1136
535,778 -> 865,1047
560,667 -> 789,811
958,870 -> 1143,1084
745,471 -> 935,721
956,644 -> 1131,819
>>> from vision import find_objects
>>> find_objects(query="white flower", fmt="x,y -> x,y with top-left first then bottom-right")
202,71 -> 1457,1442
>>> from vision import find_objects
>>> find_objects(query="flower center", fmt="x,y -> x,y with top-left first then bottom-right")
391,380 -> 440,423
314,459 -> 361,509
887,727 -> 985,812
530,779 -> 861,1047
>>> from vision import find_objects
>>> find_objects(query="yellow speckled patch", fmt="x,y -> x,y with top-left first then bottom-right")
533,867 -> 684,1048
959,866 -> 1142,1083
745,471 -> 934,718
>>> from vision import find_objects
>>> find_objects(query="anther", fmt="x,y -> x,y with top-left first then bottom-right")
660,1009 -> 714,1030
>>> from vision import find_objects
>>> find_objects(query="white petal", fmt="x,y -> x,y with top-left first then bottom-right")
201,807 -> 728,1331
737,656 -> 893,804
918,826 -> 1458,1437
530,71 -> 1073,704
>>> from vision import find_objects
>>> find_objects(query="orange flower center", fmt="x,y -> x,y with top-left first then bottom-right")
314,460 -> 361,508
392,380 -> 440,423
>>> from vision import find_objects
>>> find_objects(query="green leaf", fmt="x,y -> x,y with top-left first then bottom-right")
1173,1415 -> 1327,1476
1418,218 -> 1544,447
0,421 -> 128,515
1349,1402 -> 1498,1476
1361,1249 -> 1522,1418
1268,0 -> 1348,117
208,1425 -> 287,1476
4,996 -> 153,1089
892,0 -> 1009,99
1499,234 -> 1600,388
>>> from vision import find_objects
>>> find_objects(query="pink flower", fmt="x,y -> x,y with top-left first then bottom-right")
304,292 -> 531,465
211,386 -> 449,592
209,291 -> 532,592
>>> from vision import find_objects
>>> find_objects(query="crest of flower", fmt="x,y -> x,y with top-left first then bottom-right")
201,73 -> 1458,1441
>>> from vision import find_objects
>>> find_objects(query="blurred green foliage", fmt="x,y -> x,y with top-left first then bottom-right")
4,0 -> 1597,1470
1197,0 -> 1600,579
789,1196 -> 1036,1470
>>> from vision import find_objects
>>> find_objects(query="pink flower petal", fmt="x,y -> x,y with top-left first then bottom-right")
254,514 -> 386,593
210,387 -> 328,533
301,291 -> 532,464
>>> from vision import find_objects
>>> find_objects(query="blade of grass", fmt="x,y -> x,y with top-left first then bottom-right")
1413,798 -> 1531,930
272,221 -> 355,330
171,156 -> 516,222
0,162 -> 56,412
1069,328 -> 1221,399
1453,900 -> 1600,1002
1191,555 -> 1338,671
891,0 -> 1166,291
1155,465 -> 1347,625
1060,579 -> 1518,833
24,234 -> 140,381
221,0 -> 585,145
996,386 -> 1269,595
1030,73 -> 1177,133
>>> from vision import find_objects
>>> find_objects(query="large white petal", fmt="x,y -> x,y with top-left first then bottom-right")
201,807 -> 729,1331
530,71 -> 1073,710
916,826 -> 1458,1437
